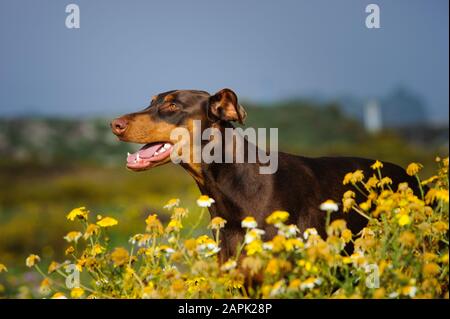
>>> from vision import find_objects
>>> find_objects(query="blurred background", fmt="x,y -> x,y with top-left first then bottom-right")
0,0 -> 448,297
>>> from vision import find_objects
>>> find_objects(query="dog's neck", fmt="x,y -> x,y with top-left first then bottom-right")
180,122 -> 267,224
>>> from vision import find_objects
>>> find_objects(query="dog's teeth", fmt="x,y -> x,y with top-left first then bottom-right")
136,153 -> 140,161
163,143 -> 171,149
127,152 -> 131,157
154,151 -> 159,156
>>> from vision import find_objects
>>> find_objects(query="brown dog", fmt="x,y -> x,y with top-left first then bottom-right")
111,88 -> 418,262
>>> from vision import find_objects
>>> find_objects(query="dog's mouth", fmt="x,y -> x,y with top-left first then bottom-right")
126,142 -> 174,171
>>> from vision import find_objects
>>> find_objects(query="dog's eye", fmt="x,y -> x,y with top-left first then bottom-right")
159,103 -> 179,113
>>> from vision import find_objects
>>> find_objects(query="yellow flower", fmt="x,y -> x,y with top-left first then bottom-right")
245,240 -> 263,256
397,214 -> 411,227
319,200 -> 339,212
284,238 -> 303,251
406,163 -> 423,176
70,287 -> 84,299
196,235 -> 220,256
65,246 -> 75,255
432,221 -> 448,233
91,244 -> 105,256
141,282 -> 155,298
66,207 -> 88,221
435,190 -> 449,203
96,216 -> 118,227
171,279 -> 185,292
186,277 -> 207,294
163,198 -> 180,209
220,259 -> 237,271
399,231 -> 416,247
421,176 -> 438,186
378,177 -> 393,188
47,261 -> 60,274
145,214 -> 164,234
111,247 -> 130,267
51,292 -> 67,299
209,216 -> 227,230
365,176 -> 379,190
343,170 -> 364,185
0,263 -> 7,273
342,256 -> 352,264
173,207 -> 188,219
64,231 -> 82,243
84,224 -> 100,240
401,285 -> 417,298
265,259 -> 279,275
225,278 -> 244,290
25,254 -> 40,268
373,288 -> 386,299
328,219 -> 347,235
184,239 -> 197,251
39,278 -> 52,295
359,200 -> 371,211
341,229 -> 353,243
423,263 -> 440,277
288,279 -> 302,290
241,216 -> 258,229
371,160 -> 383,170
166,219 -> 183,233
196,195 -> 215,207
265,210 -> 289,225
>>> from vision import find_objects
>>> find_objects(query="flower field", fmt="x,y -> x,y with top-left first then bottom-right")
0,157 -> 448,299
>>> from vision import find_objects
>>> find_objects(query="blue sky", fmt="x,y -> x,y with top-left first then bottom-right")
0,0 -> 448,122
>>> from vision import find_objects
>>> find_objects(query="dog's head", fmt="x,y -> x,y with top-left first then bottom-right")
111,89 -> 247,171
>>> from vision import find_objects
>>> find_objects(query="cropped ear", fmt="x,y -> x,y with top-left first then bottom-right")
208,88 -> 247,124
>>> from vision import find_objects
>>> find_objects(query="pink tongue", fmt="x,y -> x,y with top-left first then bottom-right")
127,143 -> 164,164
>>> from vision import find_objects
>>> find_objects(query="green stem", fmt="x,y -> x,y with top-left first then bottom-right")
187,208 -> 206,238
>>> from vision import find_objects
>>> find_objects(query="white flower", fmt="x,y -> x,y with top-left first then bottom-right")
221,259 -> 237,271
270,280 -> 286,297
196,195 -> 215,207
241,217 -> 257,229
278,224 -> 300,238
263,242 -> 274,251
300,277 -> 322,290
303,228 -> 318,240
245,229 -> 265,244
159,246 -> 175,254
319,200 -> 339,212
388,292 -> 399,299
64,231 -> 82,243
163,198 -> 180,209
403,286 -> 417,298
205,246 -> 220,257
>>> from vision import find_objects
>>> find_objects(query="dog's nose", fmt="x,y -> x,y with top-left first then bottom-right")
111,118 -> 128,136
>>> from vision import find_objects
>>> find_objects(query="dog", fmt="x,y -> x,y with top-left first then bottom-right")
111,88 -> 419,262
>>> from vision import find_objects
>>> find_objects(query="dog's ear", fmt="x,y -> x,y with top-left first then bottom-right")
208,88 -> 247,124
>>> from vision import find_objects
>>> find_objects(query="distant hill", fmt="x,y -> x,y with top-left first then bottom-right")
306,87 -> 430,128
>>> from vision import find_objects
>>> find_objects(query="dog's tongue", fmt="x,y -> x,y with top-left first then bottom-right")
127,143 -> 164,164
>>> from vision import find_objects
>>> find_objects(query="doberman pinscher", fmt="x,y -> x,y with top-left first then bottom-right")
111,88 -> 418,262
